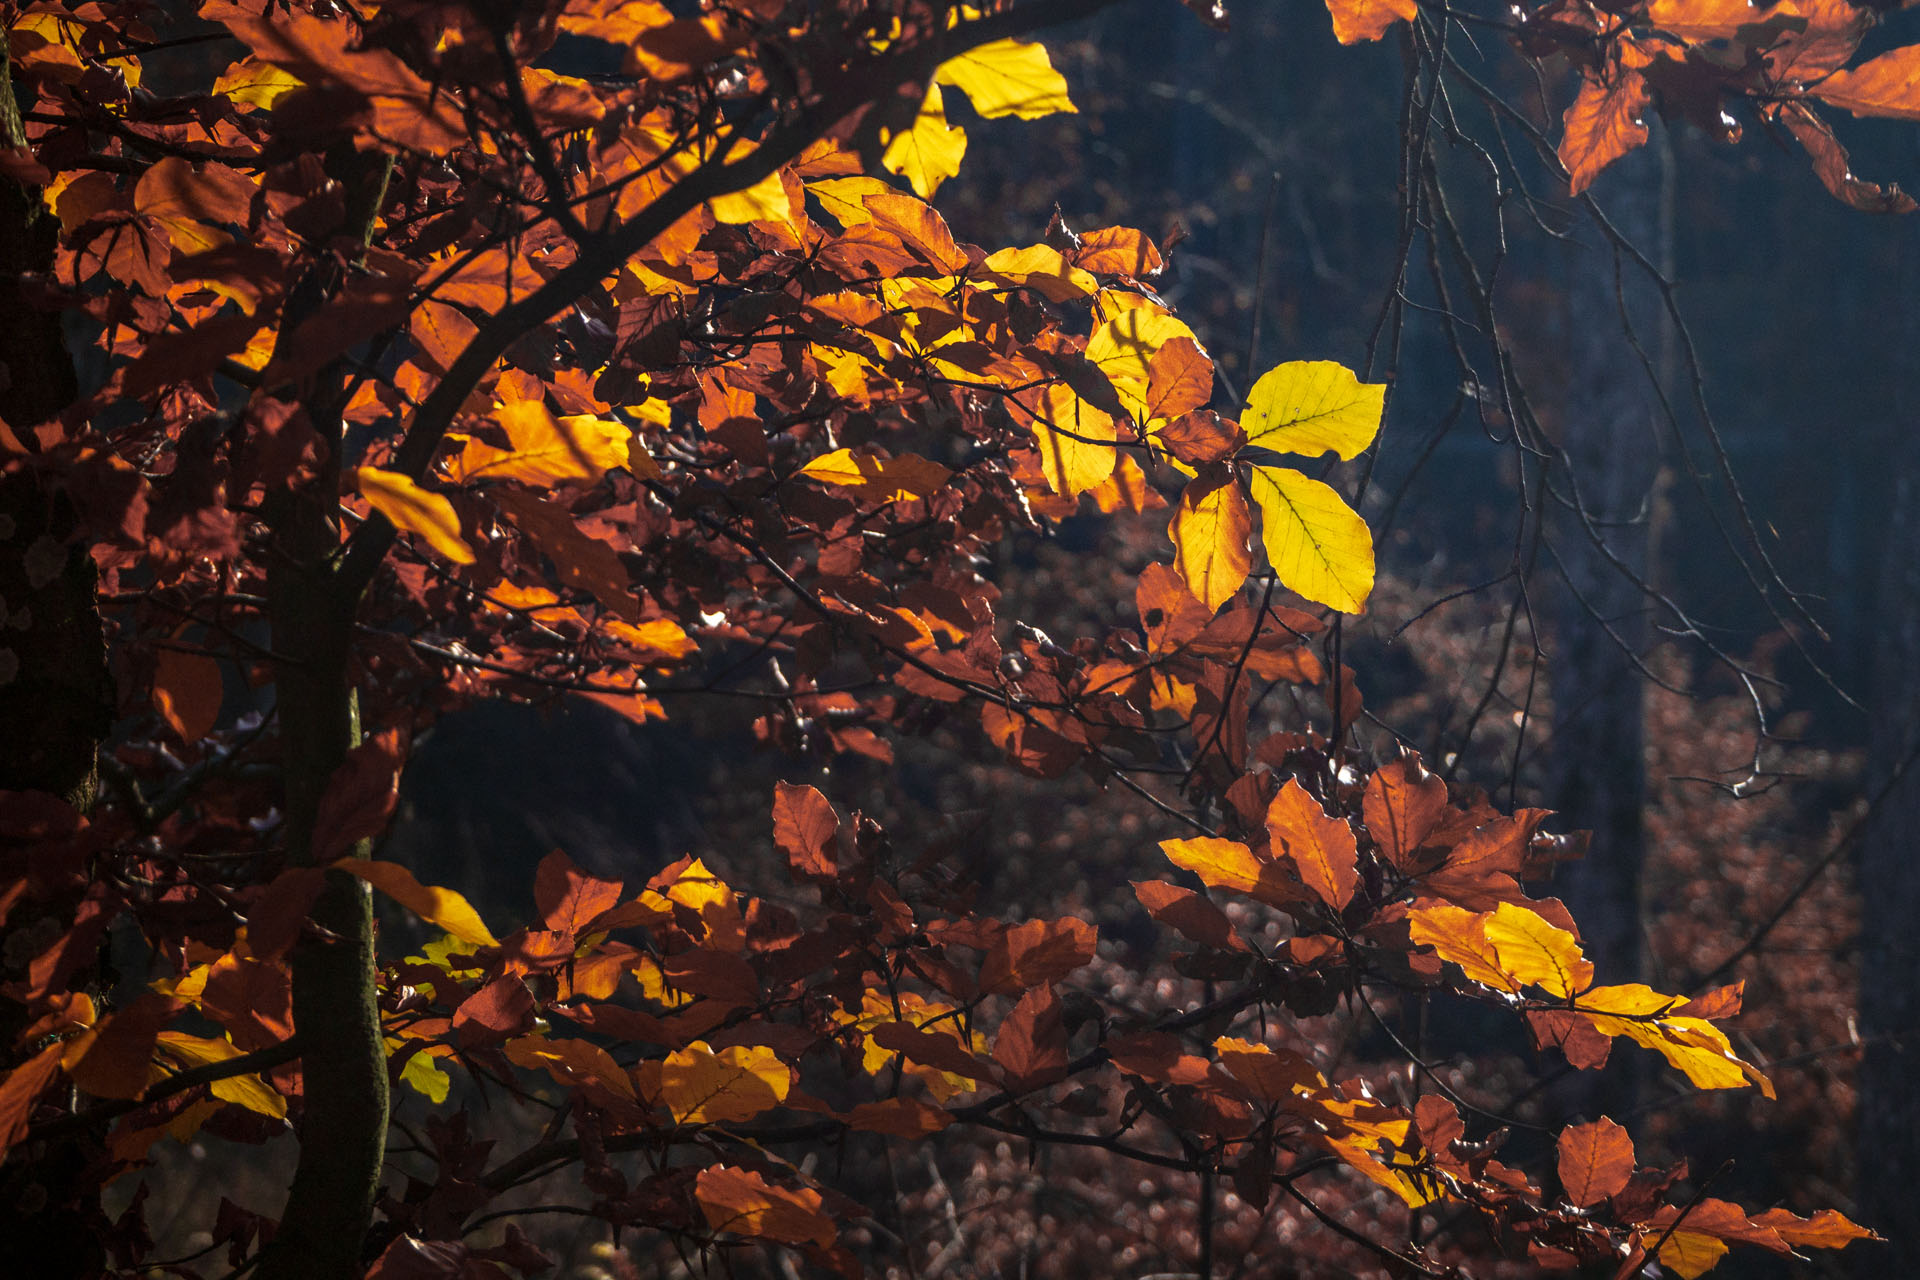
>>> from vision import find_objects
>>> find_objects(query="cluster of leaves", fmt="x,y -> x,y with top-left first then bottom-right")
1325,0 -> 1920,209
0,0 -> 1890,1275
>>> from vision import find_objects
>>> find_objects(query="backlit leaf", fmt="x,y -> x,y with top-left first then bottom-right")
1266,778 -> 1359,910
979,916 -> 1097,995
1557,1117 -> 1634,1206
1160,836 -> 1302,908
356,466 -> 475,565
1813,46 -> 1920,119
696,1166 -> 835,1247
533,850 -> 623,936
1242,361 -> 1384,460
661,1041 -> 791,1123
446,401 -> 631,488
155,1031 -> 286,1119
1247,464 -> 1374,613
1482,901 -> 1591,998
0,1043 -> 63,1161
1655,1231 -> 1729,1279
882,80 -> 968,198
935,38 -> 1076,120
153,646 -> 223,743
1407,903 -> 1519,992
1170,472 -> 1252,613
334,859 -> 499,948
1016,383 -> 1118,497
1132,880 -> 1249,952
1560,66 -> 1651,195
797,447 -> 952,502
1362,756 -> 1448,870
1324,0 -> 1417,43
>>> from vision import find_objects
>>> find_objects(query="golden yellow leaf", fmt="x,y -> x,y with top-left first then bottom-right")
1247,464 -> 1374,613
696,1166 -> 836,1247
446,402 -> 632,487
659,1040 -> 791,1124
154,1032 -> 286,1119
1016,383 -> 1117,497
1086,302 -> 1200,423
1170,474 -> 1251,612
708,164 -> 796,227
982,243 -> 1098,303
1242,361 -> 1385,460
355,466 -> 475,565
1655,1230 -> 1730,1279
797,447 -> 952,502
212,57 -> 303,108
1323,0 -> 1417,43
1407,904 -> 1520,992
935,37 -> 1077,119
1159,836 -> 1305,908
1482,901 -> 1592,998
806,176 -> 893,227
334,859 -> 499,948
882,80 -> 969,198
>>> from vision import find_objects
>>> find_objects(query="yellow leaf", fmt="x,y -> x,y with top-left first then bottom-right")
659,1040 -> 791,1124
1407,904 -> 1520,992
333,859 -> 499,947
213,57 -> 303,108
1241,361 -> 1385,460
154,1032 -> 287,1119
446,402 -> 631,487
1655,1230 -> 1730,1279
398,1047 -> 451,1103
1323,0 -> 1418,43
935,37 -> 1077,119
1169,474 -> 1251,612
1482,901 -> 1592,998
797,447 -> 952,502
982,243 -> 1098,303
807,176 -> 893,227
1086,301 -> 1199,423
1247,464 -> 1374,613
355,466 -> 475,565
1017,383 -> 1116,497
1160,836 -> 1303,908
882,80 -> 969,199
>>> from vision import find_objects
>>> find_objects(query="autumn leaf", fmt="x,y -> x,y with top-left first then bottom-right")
1159,836 -> 1303,909
696,1166 -> 836,1248
356,466 -> 475,564
978,916 -> 1098,995
1266,778 -> 1359,910
334,859 -> 499,948
1132,880 -> 1249,952
994,983 -> 1068,1090
772,782 -> 842,880
1241,361 -> 1384,461
1362,756 -> 1448,870
1086,301 -> 1200,423
1015,382 -> 1118,497
796,447 -> 952,502
1557,1117 -> 1633,1206
935,38 -> 1077,119
1247,463 -> 1375,613
1560,65 -> 1652,195
1407,903 -> 1520,992
533,850 -> 623,936
445,401 -> 632,488
0,1043 -> 63,1161
1170,470 -> 1252,612
1324,0 -> 1417,43
882,80 -> 968,198
660,1041 -> 791,1123
152,645 -> 222,743
1482,901 -> 1591,997
155,1031 -> 286,1119
1813,46 -> 1920,120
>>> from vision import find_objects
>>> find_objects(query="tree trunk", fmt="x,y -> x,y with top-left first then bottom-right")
0,41 -> 115,1280
1542,140 -> 1668,1115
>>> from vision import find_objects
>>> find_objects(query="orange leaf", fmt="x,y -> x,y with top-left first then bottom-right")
1559,66 -> 1651,195
1362,756 -> 1447,870
1144,336 -> 1214,423
1265,778 -> 1358,910
696,1166 -> 835,1247
334,859 -> 498,947
994,983 -> 1067,1091
772,782 -> 841,880
660,1041 -> 791,1124
1072,226 -> 1162,277
1170,471 -> 1252,614
1160,836 -> 1303,909
1131,880 -> 1248,952
152,646 -> 222,743
978,916 -> 1097,995
533,850 -> 623,936
1324,0 -> 1417,43
355,466 -> 475,565
1813,45 -> 1920,120
0,1043 -> 64,1162
846,1097 -> 953,1137
1556,1117 -> 1633,1207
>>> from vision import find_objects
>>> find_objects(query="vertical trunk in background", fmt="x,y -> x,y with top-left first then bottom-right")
1543,142 -> 1668,1098
1855,195 -> 1920,1272
0,42 -> 114,1280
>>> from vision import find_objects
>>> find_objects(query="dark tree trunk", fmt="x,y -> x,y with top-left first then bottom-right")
1542,141 -> 1669,1116
0,40 -> 114,1280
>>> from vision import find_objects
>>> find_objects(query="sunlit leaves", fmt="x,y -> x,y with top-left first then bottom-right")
696,1166 -> 835,1248
882,81 -> 969,198
1558,1117 -> 1634,1207
796,448 -> 952,502
1481,901 -> 1592,997
1323,0 -> 1417,44
355,466 -> 476,565
445,402 -> 632,488
1241,361 -> 1385,461
1169,470 -> 1251,612
1015,383 -> 1119,498
1266,778 -> 1359,910
657,1041 -> 791,1124
1247,464 -> 1374,613
1560,61 -> 1653,194
334,859 -> 499,948
935,38 -> 1077,120
154,1032 -> 286,1119
1812,46 -> 1920,119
